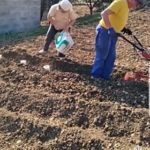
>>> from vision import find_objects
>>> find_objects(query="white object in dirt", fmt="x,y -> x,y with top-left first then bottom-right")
146,47 -> 150,54
55,31 -> 74,54
20,60 -> 27,65
43,65 -> 51,71
0,54 -> 2,59
16,140 -> 22,145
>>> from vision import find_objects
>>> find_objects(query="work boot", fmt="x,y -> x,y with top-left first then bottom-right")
57,52 -> 65,59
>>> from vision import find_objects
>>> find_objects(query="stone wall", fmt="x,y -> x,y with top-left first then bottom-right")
0,0 -> 41,34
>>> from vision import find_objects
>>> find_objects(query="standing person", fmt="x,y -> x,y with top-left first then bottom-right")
91,0 -> 144,80
39,0 -> 77,58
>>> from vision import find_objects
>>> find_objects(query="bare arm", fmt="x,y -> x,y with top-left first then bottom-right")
101,9 -> 114,29
47,7 -> 56,25
47,16 -> 55,24
63,19 -> 76,31
64,10 -> 78,30
68,20 -> 75,27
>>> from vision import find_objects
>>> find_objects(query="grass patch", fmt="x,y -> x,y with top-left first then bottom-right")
75,13 -> 101,26
0,26 -> 48,44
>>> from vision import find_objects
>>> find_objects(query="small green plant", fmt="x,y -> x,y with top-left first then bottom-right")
0,26 -> 48,44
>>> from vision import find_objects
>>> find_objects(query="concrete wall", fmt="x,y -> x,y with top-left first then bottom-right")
0,0 -> 41,34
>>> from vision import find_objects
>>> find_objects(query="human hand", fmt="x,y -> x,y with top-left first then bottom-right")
108,28 -> 116,37
121,28 -> 132,35
63,26 -> 71,32
48,17 -> 56,25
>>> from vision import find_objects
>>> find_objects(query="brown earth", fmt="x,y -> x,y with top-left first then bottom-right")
0,6 -> 150,150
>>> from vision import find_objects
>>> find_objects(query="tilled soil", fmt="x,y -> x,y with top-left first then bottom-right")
0,6 -> 150,150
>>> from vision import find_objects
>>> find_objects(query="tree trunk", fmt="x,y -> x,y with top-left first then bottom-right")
85,0 -> 94,15
90,6 -> 93,15
40,0 -> 45,21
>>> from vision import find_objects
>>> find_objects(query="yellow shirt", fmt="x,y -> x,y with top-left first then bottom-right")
100,0 -> 129,33
47,4 -> 78,30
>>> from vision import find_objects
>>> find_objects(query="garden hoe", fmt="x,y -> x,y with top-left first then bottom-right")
118,33 -> 150,61
118,33 -> 149,81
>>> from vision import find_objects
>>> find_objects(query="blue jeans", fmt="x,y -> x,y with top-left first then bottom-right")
91,26 -> 118,80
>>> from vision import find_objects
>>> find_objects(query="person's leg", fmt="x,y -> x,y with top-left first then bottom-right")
101,35 -> 118,80
91,27 -> 110,78
43,25 -> 58,51
57,52 -> 66,58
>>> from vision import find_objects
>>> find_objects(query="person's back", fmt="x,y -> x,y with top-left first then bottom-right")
47,3 -> 77,30
100,0 -> 129,32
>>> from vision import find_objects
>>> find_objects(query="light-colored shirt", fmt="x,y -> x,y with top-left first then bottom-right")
47,4 -> 78,30
100,0 -> 129,32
